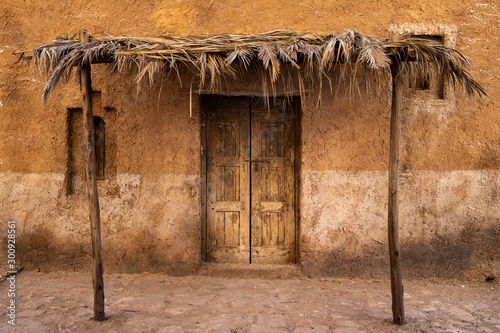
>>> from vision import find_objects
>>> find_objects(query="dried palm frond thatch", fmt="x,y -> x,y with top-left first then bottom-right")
14,30 -> 487,104
384,36 -> 486,98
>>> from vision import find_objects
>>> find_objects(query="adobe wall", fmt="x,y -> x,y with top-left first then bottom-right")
0,68 -> 202,274
300,90 -> 500,278
0,0 -> 499,278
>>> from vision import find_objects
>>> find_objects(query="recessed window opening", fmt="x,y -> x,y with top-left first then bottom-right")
94,116 -> 105,180
67,109 -> 108,195
409,35 -> 445,99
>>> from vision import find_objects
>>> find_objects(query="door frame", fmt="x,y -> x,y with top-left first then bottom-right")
200,94 -> 301,264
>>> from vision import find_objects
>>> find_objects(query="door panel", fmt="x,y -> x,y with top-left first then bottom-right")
204,96 -> 296,264
250,98 -> 296,264
206,96 -> 250,263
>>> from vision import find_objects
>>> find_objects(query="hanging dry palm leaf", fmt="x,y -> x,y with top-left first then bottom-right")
14,29 -> 486,104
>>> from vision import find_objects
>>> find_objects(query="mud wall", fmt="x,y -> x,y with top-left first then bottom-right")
0,68 -> 201,274
300,91 -> 500,278
1,0 -> 499,278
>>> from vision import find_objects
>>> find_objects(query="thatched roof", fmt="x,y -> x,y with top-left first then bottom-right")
15,30 -> 487,104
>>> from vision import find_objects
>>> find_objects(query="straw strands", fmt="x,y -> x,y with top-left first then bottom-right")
15,30 -> 487,104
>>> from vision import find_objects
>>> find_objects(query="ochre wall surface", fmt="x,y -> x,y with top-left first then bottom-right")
0,0 -> 498,278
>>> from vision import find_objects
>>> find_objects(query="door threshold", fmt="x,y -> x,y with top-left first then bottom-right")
197,262 -> 303,279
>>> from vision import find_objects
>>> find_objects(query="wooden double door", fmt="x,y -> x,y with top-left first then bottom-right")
203,95 -> 297,264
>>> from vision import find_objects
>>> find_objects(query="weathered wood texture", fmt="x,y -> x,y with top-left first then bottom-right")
250,98 -> 296,264
80,30 -> 105,322
388,32 -> 405,326
204,96 -> 296,264
206,96 -> 251,263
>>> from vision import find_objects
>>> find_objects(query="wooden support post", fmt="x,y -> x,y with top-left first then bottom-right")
388,31 -> 405,326
80,30 -> 105,322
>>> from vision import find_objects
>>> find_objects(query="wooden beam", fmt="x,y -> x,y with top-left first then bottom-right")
80,30 -> 105,322
388,31 -> 405,326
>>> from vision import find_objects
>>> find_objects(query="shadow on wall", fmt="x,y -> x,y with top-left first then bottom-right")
302,223 -> 500,281
14,225 -> 197,276
14,225 -> 88,272
9,219 -> 499,279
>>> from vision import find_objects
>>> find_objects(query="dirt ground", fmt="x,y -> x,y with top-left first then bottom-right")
0,268 -> 499,333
